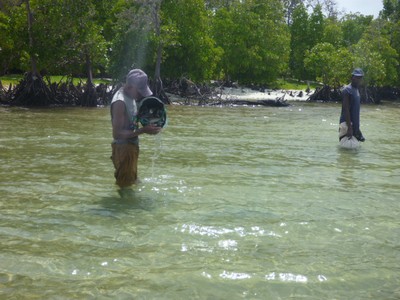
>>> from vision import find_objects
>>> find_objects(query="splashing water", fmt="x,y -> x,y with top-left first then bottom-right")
149,133 -> 163,179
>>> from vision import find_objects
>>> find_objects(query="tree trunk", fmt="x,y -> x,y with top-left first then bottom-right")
155,44 -> 162,85
25,0 -> 38,76
153,1 -> 162,81
151,1 -> 170,104
85,50 -> 93,85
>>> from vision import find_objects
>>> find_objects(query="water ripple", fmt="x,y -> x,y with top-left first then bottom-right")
178,224 -> 281,238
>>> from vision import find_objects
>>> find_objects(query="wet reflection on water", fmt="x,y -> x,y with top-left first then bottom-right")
98,189 -> 157,213
336,148 -> 363,190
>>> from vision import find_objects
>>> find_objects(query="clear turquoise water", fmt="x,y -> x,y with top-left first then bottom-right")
0,102 -> 399,299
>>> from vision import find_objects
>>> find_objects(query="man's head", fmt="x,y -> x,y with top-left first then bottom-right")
351,68 -> 364,87
124,69 -> 152,99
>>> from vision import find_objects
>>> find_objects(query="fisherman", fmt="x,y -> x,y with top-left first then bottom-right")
110,69 -> 161,188
339,68 -> 366,148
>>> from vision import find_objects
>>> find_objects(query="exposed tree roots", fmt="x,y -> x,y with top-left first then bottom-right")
307,85 -> 400,104
1,75 -> 398,107
0,73 -> 116,107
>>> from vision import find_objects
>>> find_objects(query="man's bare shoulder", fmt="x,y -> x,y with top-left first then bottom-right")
111,100 -> 126,117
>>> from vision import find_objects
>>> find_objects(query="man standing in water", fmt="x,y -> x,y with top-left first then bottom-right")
339,68 -> 366,146
111,69 -> 161,188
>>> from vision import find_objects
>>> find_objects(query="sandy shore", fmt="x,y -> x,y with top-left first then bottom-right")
217,87 -> 312,101
167,86 -> 314,104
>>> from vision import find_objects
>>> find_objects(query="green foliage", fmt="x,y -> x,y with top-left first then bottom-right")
305,17 -> 399,88
0,74 -> 22,85
341,13 -> 373,47
1,0 -> 110,78
271,78 -> 321,90
213,0 -> 290,84
382,0 -> 400,22
352,42 -> 386,86
0,3 -> 29,73
304,42 -> 352,87
108,1 -> 146,80
0,0 -> 399,88
380,2 -> 400,85
352,20 -> 399,86
281,0 -> 303,25
289,3 -> 310,79
0,11 -> 14,74
160,0 -> 221,81
304,42 -> 335,85
323,18 -> 344,47
391,21 -> 400,71
308,4 -> 325,46
332,48 -> 356,85
33,0 -> 109,77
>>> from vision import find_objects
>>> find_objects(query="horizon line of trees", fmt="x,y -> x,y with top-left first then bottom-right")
0,0 -> 399,89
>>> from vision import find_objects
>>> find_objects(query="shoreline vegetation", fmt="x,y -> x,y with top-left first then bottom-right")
0,73 -> 399,107
2,1 -> 400,109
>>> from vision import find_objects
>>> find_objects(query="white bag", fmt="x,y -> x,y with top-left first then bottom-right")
339,122 -> 360,149
340,136 -> 360,149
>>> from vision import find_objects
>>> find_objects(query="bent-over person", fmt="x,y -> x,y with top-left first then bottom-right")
110,69 -> 161,188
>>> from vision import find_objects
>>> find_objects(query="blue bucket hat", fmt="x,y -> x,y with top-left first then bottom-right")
352,68 -> 364,77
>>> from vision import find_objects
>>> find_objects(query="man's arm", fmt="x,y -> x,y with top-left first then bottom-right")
111,101 -> 161,140
342,93 -> 353,137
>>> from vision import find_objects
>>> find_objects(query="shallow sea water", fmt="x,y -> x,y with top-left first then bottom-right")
0,102 -> 399,299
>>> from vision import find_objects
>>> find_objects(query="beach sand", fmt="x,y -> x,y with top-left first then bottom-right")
167,86 -> 313,104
